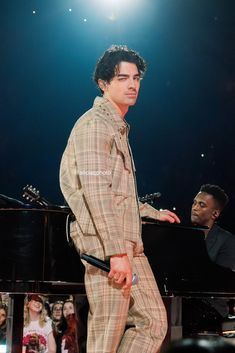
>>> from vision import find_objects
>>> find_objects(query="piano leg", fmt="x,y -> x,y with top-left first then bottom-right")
7,294 -> 24,353
163,296 -> 183,343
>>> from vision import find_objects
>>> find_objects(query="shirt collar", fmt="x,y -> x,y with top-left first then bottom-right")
93,96 -> 129,134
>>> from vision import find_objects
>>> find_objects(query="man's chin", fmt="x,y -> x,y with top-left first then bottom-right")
191,216 -> 200,225
128,100 -> 137,106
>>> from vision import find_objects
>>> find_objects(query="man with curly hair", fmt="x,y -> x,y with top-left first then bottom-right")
60,45 -> 180,353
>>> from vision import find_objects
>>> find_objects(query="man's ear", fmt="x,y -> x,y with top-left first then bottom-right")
212,209 -> 220,220
98,79 -> 107,92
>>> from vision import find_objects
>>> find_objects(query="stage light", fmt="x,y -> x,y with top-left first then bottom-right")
0,345 -> 6,353
201,153 -> 205,158
32,10 -> 36,14
97,0 -> 130,7
90,0 -> 143,21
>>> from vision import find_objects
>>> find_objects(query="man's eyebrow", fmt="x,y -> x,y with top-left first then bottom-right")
193,198 -> 206,204
117,73 -> 140,77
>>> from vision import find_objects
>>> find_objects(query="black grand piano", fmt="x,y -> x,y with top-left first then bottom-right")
1,193 -> 235,351
0,192 -> 85,353
142,219 -> 235,342
142,219 -> 235,297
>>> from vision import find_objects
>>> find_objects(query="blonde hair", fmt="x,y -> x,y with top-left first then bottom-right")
24,296 -> 48,328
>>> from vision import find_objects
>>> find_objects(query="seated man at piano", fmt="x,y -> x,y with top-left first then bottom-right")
183,183 -> 235,335
191,183 -> 235,271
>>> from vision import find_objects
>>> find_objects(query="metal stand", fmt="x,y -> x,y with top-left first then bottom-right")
6,294 -> 24,353
163,296 -> 183,343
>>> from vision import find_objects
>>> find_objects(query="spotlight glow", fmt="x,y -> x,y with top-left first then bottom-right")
90,0 -> 143,21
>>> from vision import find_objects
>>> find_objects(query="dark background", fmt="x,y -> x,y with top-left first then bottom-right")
1,0 -> 235,230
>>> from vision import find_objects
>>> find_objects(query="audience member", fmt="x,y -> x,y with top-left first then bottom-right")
63,300 -> 75,320
61,299 -> 78,353
0,303 -> 7,344
23,294 -> 56,353
61,313 -> 79,353
51,301 -> 67,353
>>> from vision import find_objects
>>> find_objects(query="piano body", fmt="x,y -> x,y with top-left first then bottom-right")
1,202 -> 235,351
0,205 -> 85,353
142,221 -> 235,297
0,207 -> 84,291
142,220 -> 235,341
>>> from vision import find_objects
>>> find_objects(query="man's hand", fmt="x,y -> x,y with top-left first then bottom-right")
157,209 -> 181,223
108,254 -> 132,289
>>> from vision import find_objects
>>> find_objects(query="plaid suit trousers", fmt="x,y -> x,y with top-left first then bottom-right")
84,250 -> 167,353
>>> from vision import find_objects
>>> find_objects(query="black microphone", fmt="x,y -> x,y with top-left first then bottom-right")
151,192 -> 161,198
80,253 -> 138,285
138,192 -> 161,204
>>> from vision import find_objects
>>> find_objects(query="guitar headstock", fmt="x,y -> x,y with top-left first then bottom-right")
22,185 -> 49,207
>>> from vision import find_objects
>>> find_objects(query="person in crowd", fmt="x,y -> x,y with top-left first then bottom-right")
0,303 -> 7,344
23,294 -> 56,353
61,299 -> 79,353
63,300 -> 75,320
60,44 -> 180,353
51,301 -> 64,329
51,301 -> 67,353
61,312 -> 79,353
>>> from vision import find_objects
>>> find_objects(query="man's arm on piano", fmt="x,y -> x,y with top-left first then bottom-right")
138,201 -> 180,224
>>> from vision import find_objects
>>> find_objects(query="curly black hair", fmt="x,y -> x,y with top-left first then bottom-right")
93,44 -> 147,89
200,184 -> 229,210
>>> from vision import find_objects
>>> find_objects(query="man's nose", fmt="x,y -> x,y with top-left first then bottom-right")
128,78 -> 136,88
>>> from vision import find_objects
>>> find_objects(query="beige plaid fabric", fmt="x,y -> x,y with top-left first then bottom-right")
85,247 -> 167,353
60,96 -> 167,352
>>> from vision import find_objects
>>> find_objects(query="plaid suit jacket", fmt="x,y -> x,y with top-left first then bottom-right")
60,96 -> 159,258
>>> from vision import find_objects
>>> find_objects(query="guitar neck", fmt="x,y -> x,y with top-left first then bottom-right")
34,196 -> 52,207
